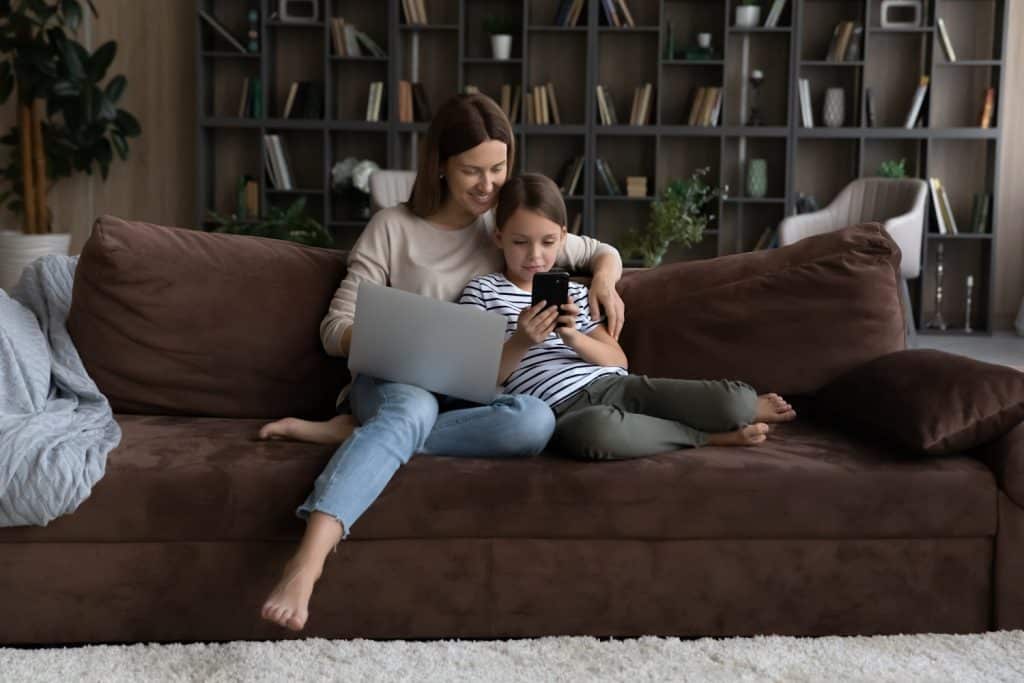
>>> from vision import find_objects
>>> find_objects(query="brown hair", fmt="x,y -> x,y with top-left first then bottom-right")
406,93 -> 515,218
495,173 -> 567,231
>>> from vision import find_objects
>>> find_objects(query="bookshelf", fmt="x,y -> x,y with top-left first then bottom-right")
196,0 -> 1008,334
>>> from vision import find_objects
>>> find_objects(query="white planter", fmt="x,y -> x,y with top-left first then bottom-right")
735,5 -> 762,28
490,34 -> 512,60
0,230 -> 71,292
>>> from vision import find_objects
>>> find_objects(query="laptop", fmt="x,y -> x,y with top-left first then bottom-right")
348,281 -> 507,404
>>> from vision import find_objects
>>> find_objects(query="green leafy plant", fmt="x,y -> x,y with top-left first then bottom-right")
619,167 -> 721,267
878,158 -> 907,178
483,16 -> 517,35
206,198 -> 334,248
0,0 -> 142,234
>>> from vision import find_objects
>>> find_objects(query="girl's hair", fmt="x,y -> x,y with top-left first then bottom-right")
495,173 -> 567,230
406,93 -> 515,218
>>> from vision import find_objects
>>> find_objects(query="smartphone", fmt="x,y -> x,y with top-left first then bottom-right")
531,270 -> 570,327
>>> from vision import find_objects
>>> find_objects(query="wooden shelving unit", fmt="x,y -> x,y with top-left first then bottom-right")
197,0 -> 1007,334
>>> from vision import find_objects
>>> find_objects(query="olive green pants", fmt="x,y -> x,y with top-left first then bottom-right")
551,374 -> 758,460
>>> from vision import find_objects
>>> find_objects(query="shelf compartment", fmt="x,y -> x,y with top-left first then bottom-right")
528,30 -> 588,125
725,31 -> 790,127
723,137 -> 787,200
795,138 -> 859,210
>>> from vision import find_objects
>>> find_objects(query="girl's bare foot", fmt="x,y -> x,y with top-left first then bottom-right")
258,414 -> 357,444
260,558 -> 321,631
707,423 -> 770,447
755,393 -> 797,423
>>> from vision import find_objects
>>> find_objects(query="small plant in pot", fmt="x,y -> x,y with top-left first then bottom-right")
878,158 -> 907,178
735,0 -> 762,28
619,167 -> 722,268
0,0 -> 141,290
484,16 -> 516,60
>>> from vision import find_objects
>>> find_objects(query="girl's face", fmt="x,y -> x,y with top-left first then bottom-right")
495,207 -> 566,288
442,140 -> 509,218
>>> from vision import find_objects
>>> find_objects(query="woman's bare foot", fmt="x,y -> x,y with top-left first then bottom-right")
260,558 -> 322,631
755,393 -> 797,424
706,423 -> 771,447
258,414 -> 357,444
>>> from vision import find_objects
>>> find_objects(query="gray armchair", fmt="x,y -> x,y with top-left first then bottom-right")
778,177 -> 928,342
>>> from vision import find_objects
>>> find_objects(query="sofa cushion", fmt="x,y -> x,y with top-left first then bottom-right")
0,414 -> 994,544
67,216 -> 350,419
814,349 -> 1024,455
616,223 -> 905,395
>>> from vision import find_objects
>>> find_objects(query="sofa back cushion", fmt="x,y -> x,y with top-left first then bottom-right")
617,223 -> 905,395
67,216 -> 350,419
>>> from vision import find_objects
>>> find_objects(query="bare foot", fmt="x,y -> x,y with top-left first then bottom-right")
755,393 -> 797,424
258,414 -> 357,444
260,559 -> 321,631
706,423 -> 771,447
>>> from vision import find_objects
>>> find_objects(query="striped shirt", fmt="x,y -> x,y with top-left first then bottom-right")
459,273 -> 627,408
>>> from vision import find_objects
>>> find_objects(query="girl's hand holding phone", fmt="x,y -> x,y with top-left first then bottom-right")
554,302 -> 580,344
515,301 -> 559,345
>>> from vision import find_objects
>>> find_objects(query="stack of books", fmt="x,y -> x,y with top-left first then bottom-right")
330,18 -> 386,57
600,0 -> 637,27
969,193 -> 990,233
524,83 -> 561,124
928,177 -> 958,235
499,84 -> 522,124
595,85 -> 620,125
628,83 -> 654,125
798,78 -> 813,128
594,158 -> 622,196
687,86 -> 722,127
365,81 -> 385,122
558,157 -> 585,196
825,21 -> 861,62
626,176 -> 648,198
397,81 -> 431,122
401,0 -> 429,25
553,0 -> 586,26
238,77 -> 263,118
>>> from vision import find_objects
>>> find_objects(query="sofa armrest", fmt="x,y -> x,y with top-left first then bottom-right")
977,422 -> 1024,508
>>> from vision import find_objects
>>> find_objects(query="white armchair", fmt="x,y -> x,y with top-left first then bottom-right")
368,170 -> 416,212
778,177 -> 928,342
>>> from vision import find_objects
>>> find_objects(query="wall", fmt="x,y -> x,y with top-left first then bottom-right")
0,1 -> 196,254
0,1 -> 1020,327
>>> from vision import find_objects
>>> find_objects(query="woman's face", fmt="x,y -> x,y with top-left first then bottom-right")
442,140 -> 508,218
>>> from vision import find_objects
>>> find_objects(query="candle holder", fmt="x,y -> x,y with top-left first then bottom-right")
964,274 -> 974,333
925,243 -> 947,331
748,69 -> 764,126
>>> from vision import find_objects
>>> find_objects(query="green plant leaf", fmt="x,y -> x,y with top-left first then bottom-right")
58,35 -> 85,80
61,0 -> 82,31
88,40 -> 116,81
51,78 -> 78,96
115,109 -> 140,136
104,74 -> 125,102
111,131 -> 127,160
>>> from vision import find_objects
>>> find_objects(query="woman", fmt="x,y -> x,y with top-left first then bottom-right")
259,94 -> 626,631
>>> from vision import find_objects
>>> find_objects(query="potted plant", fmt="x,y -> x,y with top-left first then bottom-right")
879,158 -> 907,178
735,0 -> 762,28
331,156 -> 380,220
206,197 -> 333,248
0,0 -> 141,290
484,16 -> 516,60
619,167 -> 722,268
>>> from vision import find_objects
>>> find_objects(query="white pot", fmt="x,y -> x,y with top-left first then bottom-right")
0,230 -> 72,292
735,5 -> 762,28
490,34 -> 512,60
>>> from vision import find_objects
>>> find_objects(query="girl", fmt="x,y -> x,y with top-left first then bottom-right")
459,174 -> 797,460
259,95 -> 626,632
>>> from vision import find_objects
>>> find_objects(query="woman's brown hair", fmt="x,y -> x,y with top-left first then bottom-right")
406,93 -> 515,218
495,173 -> 567,231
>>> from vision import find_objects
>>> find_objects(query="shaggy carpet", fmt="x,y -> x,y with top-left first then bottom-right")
2,631 -> 1023,682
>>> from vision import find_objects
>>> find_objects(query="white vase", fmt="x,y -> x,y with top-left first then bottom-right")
735,6 -> 762,28
490,34 -> 512,60
0,230 -> 72,292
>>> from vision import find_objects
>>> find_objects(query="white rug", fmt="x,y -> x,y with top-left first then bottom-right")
3,632 -> 1024,682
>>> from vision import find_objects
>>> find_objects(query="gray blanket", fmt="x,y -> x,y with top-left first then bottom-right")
0,255 -> 120,527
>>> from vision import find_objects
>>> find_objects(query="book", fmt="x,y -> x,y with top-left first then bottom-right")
831,21 -> 854,63
282,82 -> 300,118
343,22 -> 361,57
688,87 -> 706,126
629,87 -> 640,125
265,134 -> 293,190
937,181 -> 959,235
554,0 -> 574,26
601,0 -> 621,27
568,0 -> 585,26
330,18 -> 345,55
398,80 -> 413,123
500,84 -> 511,117
366,81 -> 384,121
414,0 -> 428,25
263,140 -> 279,189
546,83 -> 561,125
412,82 -> 431,121
799,78 -> 813,128
928,178 -> 949,235
595,158 -> 616,195
238,77 -> 251,118
567,156 -> 584,195
970,193 -> 990,233
937,18 -> 957,62
596,85 -> 611,125
903,75 -> 929,129
599,158 -> 622,195
707,87 -> 721,126
604,87 -> 620,125
615,0 -> 636,28
626,176 -> 647,197
979,88 -> 995,128
355,31 -> 386,57
199,9 -> 247,53
243,176 -> 259,218
825,22 -> 844,62
698,87 -> 716,126
524,92 -> 534,124
764,0 -> 787,28
250,78 -> 263,118
864,87 -> 876,127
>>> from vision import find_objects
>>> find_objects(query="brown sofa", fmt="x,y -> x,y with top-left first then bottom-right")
2,215 -> 1022,645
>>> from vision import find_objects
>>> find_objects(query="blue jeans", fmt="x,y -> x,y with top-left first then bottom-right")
296,374 -> 555,536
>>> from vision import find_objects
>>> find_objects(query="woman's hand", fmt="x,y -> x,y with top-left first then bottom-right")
588,275 -> 626,340
514,301 -> 559,346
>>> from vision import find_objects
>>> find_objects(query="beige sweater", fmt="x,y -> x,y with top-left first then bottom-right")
320,204 -> 620,357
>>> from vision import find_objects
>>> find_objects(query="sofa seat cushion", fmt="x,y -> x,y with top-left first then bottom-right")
0,414 -> 996,544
